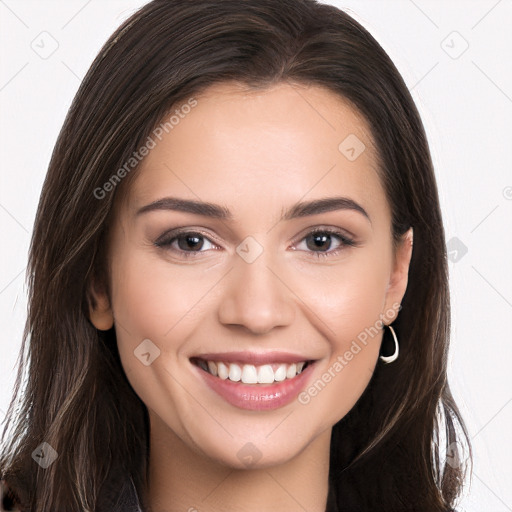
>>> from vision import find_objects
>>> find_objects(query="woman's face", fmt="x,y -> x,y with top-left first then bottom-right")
90,81 -> 412,469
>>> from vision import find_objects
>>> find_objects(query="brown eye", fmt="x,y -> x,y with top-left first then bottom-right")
305,232 -> 335,252
176,233 -> 205,251
155,230 -> 217,256
295,229 -> 357,258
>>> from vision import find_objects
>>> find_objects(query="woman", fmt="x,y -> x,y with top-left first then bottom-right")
0,0 -> 471,510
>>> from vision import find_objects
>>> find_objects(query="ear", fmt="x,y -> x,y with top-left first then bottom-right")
383,227 -> 413,322
87,276 -> 114,331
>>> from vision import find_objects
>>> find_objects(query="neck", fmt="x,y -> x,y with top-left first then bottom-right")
146,412 -> 331,512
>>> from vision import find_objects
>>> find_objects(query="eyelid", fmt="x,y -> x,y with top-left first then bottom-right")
290,224 -> 357,246
154,227 -> 222,248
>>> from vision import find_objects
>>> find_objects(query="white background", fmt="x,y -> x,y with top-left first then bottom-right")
1,1 -> 511,510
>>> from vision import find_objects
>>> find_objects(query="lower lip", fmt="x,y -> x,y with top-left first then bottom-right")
193,362 -> 316,411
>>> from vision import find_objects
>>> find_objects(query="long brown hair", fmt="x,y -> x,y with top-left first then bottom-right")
0,1 -> 471,510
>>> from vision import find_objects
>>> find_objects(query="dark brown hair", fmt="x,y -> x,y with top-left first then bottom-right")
0,1 -> 471,510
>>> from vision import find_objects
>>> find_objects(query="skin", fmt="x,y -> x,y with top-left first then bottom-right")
89,81 -> 413,512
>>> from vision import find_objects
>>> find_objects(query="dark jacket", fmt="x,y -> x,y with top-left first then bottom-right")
1,477 -> 458,512
1,477 -> 143,512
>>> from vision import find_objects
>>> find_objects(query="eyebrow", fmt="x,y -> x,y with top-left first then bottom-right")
136,195 -> 371,224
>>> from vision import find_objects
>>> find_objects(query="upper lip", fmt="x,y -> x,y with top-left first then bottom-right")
191,351 -> 314,365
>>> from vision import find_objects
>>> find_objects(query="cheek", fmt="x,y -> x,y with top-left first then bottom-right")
291,246 -> 390,340
290,250 -> 388,423
110,248 -> 213,344
108,249 -> 215,425
108,245 -> 229,403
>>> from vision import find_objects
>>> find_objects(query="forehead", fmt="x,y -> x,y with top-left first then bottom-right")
125,81 -> 388,223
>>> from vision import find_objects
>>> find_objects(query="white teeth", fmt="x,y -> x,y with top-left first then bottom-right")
274,364 -> 287,382
228,363 -> 242,382
241,364 -> 258,384
207,361 -> 218,377
257,365 -> 275,384
217,362 -> 229,380
199,359 -> 309,383
286,363 -> 297,379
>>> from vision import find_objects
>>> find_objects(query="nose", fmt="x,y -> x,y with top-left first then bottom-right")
217,250 -> 296,335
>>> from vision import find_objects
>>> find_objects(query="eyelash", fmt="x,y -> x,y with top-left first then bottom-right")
154,227 -> 358,259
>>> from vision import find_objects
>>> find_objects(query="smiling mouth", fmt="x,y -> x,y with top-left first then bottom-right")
190,357 -> 314,385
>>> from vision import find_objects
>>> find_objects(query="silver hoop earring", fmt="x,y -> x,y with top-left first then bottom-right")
380,324 -> 399,364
